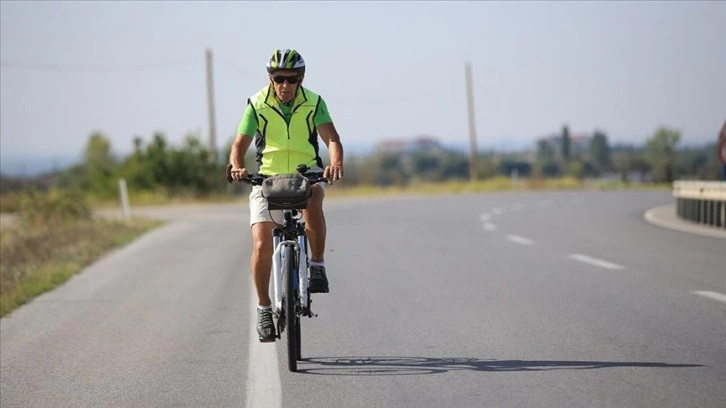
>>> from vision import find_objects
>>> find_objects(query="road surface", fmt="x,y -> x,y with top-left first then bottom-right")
2,191 -> 725,407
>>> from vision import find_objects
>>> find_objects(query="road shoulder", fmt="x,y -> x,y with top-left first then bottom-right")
644,203 -> 726,239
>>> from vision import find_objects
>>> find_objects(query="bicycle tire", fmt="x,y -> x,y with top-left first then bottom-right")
297,235 -> 307,360
295,313 -> 302,360
283,245 -> 298,372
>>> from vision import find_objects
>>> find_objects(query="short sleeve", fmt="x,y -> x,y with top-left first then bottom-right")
314,97 -> 333,126
237,104 -> 258,137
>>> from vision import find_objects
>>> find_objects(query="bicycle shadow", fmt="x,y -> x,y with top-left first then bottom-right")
297,356 -> 702,376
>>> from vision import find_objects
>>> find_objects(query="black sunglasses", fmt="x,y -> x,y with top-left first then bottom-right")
272,75 -> 300,84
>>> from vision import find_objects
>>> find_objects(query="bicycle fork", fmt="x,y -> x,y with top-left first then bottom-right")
272,236 -> 293,314
271,236 -> 313,324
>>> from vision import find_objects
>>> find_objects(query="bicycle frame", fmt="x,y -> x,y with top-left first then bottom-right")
271,210 -> 311,325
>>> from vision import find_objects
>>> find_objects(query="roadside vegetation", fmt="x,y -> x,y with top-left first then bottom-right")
0,189 -> 161,317
0,125 -> 716,316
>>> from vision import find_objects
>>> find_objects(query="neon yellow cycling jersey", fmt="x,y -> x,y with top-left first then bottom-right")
237,85 -> 332,175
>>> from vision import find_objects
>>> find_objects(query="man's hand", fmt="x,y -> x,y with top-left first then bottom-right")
324,165 -> 343,184
230,167 -> 248,182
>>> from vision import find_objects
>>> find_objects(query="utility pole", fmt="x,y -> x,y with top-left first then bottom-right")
465,62 -> 479,181
206,48 -> 217,159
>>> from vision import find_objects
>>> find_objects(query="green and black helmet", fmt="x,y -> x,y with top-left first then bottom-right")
266,49 -> 306,74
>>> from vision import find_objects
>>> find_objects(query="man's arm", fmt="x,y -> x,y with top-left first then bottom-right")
229,133 -> 253,181
318,122 -> 344,183
229,104 -> 258,181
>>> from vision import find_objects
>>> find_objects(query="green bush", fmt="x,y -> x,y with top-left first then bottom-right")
17,188 -> 92,228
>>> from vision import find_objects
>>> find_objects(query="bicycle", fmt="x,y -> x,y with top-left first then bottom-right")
227,164 -> 327,372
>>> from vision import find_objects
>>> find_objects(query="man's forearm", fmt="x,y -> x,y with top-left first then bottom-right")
328,141 -> 344,167
230,145 -> 245,169
230,134 -> 252,169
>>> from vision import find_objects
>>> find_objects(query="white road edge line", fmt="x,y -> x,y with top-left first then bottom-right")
247,286 -> 281,408
692,291 -> 726,304
568,254 -> 624,270
506,235 -> 535,245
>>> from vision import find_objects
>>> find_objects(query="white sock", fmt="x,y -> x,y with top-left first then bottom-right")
257,304 -> 272,311
310,261 -> 325,267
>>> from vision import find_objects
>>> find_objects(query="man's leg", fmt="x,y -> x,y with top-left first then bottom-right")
251,221 -> 276,342
304,185 -> 329,293
251,221 -> 276,306
304,185 -> 326,262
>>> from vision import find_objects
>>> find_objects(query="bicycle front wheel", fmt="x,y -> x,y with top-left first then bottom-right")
283,245 -> 299,372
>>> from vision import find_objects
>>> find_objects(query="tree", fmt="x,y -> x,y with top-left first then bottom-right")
84,132 -> 117,196
645,127 -> 681,183
536,139 -> 555,161
498,160 -> 532,178
589,130 -> 611,172
371,153 -> 408,186
410,151 -> 443,181
561,124 -> 571,163
677,142 -> 722,180
535,161 -> 561,178
146,132 -> 171,187
536,139 -> 559,177
440,152 -> 469,180
118,136 -> 153,191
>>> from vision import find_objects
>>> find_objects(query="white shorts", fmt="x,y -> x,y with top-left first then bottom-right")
248,183 -> 325,227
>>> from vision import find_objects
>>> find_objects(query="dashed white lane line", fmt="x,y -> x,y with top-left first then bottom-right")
568,254 -> 624,270
483,223 -> 497,231
480,214 -> 491,222
492,207 -> 503,215
246,286 -> 281,408
507,235 -> 535,245
692,291 -> 726,304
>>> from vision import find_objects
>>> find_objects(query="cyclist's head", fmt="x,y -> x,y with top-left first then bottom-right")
266,49 -> 305,104
266,49 -> 306,75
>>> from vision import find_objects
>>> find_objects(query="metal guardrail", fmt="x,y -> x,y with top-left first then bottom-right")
672,181 -> 726,229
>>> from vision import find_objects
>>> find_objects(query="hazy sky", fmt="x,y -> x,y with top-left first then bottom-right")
1,1 -> 725,172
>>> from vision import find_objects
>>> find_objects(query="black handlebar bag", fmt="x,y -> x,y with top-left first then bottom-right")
261,174 -> 312,210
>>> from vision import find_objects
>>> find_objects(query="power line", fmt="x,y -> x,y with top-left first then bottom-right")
0,57 -> 199,73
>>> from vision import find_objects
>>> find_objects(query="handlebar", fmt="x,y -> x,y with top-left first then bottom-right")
226,164 -> 328,185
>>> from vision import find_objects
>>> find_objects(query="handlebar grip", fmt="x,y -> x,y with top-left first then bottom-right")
226,164 -> 234,184
303,173 -> 328,184
227,165 -> 265,185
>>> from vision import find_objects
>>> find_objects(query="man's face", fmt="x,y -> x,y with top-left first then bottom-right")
269,70 -> 302,103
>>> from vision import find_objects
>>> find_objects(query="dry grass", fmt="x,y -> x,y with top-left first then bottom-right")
0,217 -> 162,317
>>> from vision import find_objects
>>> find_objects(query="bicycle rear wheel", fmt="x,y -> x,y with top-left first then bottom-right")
283,245 -> 299,372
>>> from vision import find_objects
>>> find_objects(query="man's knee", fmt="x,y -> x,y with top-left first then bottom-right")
252,223 -> 274,255
308,184 -> 325,212
253,240 -> 272,256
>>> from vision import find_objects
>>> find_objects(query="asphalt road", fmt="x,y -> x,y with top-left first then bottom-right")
2,191 -> 725,408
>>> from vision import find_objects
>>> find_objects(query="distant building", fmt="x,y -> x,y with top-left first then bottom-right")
374,135 -> 445,155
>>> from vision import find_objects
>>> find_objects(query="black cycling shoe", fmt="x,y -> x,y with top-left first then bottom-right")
309,265 -> 329,293
257,308 -> 276,342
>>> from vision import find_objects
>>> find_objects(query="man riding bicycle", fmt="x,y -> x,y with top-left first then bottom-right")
229,49 -> 344,342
